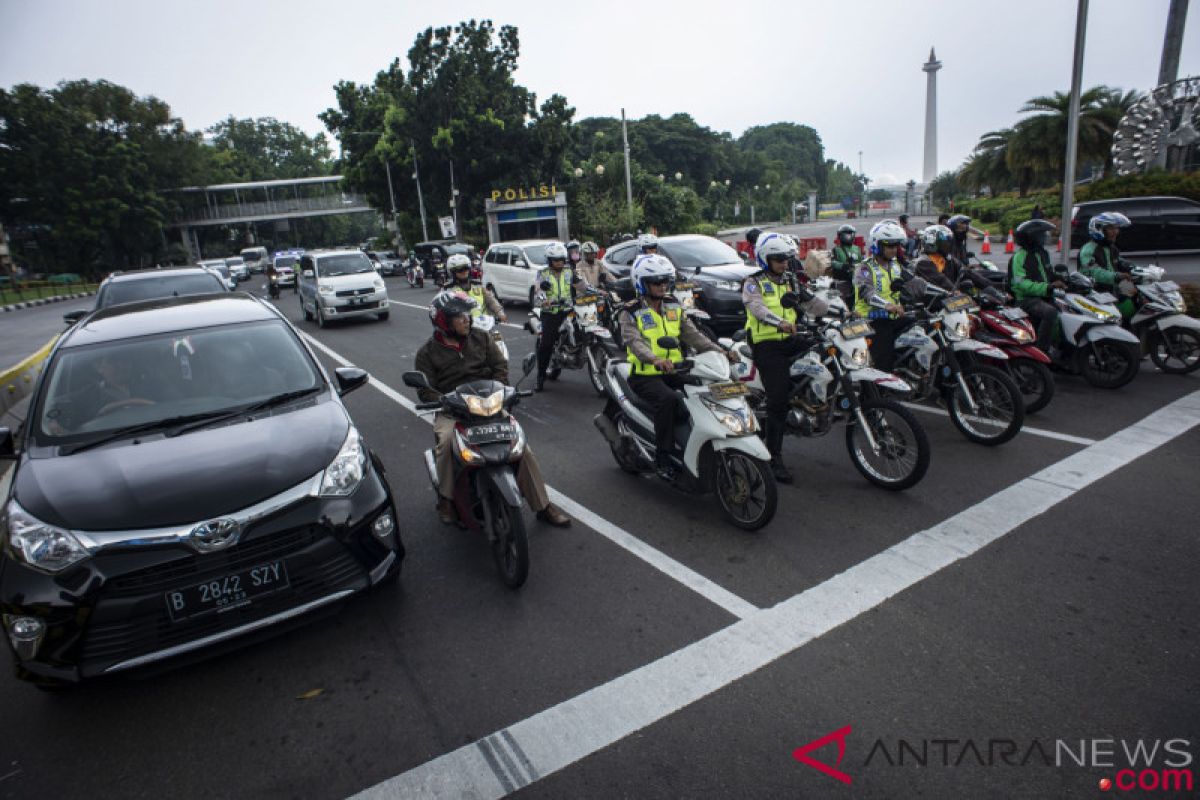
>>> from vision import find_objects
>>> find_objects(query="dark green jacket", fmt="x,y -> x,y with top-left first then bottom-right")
830,244 -> 861,281
1079,241 -> 1132,286
1009,247 -> 1054,301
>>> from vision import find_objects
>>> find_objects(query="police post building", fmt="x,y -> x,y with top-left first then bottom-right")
484,183 -> 569,243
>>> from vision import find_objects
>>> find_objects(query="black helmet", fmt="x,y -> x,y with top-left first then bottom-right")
1014,219 -> 1057,249
746,227 -> 762,245
947,214 -> 971,239
836,224 -> 856,244
429,290 -> 477,336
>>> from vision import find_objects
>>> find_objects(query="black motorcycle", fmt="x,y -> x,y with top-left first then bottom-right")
403,354 -> 537,588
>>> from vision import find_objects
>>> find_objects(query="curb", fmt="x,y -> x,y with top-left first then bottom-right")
2,290 -> 95,312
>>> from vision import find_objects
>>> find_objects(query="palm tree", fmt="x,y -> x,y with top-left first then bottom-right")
1007,87 -> 1113,190
961,128 -> 1015,194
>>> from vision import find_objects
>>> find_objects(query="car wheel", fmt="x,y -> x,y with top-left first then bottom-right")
316,304 -> 327,328
378,310 -> 390,321
301,296 -> 312,321
528,286 -> 537,308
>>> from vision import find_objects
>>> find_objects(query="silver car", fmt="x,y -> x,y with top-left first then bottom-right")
297,250 -> 390,327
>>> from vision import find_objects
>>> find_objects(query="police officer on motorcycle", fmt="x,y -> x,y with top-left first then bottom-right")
619,254 -> 737,481
638,233 -> 660,255
535,242 -> 586,391
1009,219 -> 1067,353
854,220 -> 924,371
742,233 -> 827,484
575,241 -> 611,288
447,254 -> 506,322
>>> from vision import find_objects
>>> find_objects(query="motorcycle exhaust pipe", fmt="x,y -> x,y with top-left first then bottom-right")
593,413 -> 620,444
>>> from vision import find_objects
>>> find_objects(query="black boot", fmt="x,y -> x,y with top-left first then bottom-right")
535,372 -> 546,392
765,418 -> 793,484
655,451 -> 678,482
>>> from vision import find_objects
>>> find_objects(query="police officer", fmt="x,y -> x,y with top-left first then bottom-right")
447,254 -> 506,322
619,254 -> 735,481
575,241 -> 611,288
534,242 -> 585,391
854,220 -> 923,371
742,232 -> 826,484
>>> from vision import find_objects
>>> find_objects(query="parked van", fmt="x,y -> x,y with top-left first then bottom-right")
240,246 -> 270,274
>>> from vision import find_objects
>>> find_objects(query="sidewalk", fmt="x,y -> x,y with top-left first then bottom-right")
2,290 -> 94,312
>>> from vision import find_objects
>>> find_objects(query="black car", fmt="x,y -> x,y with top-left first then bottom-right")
601,234 -> 757,334
0,294 -> 402,686
64,267 -> 229,325
1070,196 -> 1200,253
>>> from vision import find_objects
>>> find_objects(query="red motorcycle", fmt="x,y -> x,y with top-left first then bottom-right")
969,287 -> 1055,414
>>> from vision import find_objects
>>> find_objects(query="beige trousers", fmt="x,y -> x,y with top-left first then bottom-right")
433,413 -> 550,511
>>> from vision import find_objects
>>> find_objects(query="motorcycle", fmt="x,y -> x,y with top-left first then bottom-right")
475,313 -> 509,362
721,294 -> 930,491
593,346 -> 778,530
525,287 -> 611,389
881,286 -> 1026,446
407,261 -> 425,289
968,286 -> 1056,414
431,259 -> 448,289
403,353 -> 538,589
1124,265 -> 1200,374
267,273 -> 280,299
1047,269 -> 1142,389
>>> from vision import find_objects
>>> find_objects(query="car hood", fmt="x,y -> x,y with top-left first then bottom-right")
319,272 -> 380,290
15,399 -> 349,530
691,263 -> 758,282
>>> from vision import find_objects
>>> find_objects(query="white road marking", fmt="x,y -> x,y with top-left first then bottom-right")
352,390 -> 1200,800
389,298 -> 525,329
900,402 -> 1098,446
295,330 -> 758,621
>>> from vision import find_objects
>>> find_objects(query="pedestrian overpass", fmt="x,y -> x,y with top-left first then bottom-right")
167,175 -> 376,260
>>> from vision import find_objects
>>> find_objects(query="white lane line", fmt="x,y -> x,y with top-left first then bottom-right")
296,330 -> 758,621
389,298 -> 525,329
353,390 -> 1200,800
900,402 -> 1098,446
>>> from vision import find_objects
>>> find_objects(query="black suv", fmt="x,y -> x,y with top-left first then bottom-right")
64,267 -> 228,325
1070,196 -> 1200,253
1,293 -> 402,686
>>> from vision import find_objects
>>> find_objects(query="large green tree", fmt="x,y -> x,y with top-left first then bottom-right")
206,116 -> 333,181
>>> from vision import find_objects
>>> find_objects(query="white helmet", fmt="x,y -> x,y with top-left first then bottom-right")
918,224 -> 953,254
581,241 -> 600,255
447,254 -> 472,272
868,220 -> 907,255
545,242 -> 569,262
754,231 -> 797,271
638,233 -> 659,251
631,254 -> 675,295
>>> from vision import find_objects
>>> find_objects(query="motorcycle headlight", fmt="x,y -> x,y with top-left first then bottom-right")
843,347 -> 869,369
3,501 -> 89,574
702,398 -> 756,435
319,427 -> 367,496
942,320 -> 971,341
1170,294 -> 1186,312
1006,325 -> 1034,343
465,389 -> 504,418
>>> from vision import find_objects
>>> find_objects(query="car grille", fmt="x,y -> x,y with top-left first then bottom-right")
335,288 -> 374,297
80,529 -> 366,673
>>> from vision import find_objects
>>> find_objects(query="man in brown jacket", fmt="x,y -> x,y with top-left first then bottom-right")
415,291 -> 570,527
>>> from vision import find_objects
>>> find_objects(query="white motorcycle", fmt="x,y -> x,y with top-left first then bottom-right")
1125,265 -> 1200,374
593,346 -> 777,531
527,291 -> 612,391
1049,270 -> 1142,389
474,313 -> 509,361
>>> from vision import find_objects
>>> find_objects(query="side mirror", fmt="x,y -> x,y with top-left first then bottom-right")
522,352 -> 537,376
63,309 -> 86,325
731,329 -> 748,342
656,336 -> 680,350
780,292 -> 801,310
402,370 -> 432,390
334,366 -> 369,396
539,280 -> 551,291
693,266 -> 702,276
1053,264 -> 1070,278
303,270 -> 314,278
0,427 -> 14,459
513,259 -> 527,268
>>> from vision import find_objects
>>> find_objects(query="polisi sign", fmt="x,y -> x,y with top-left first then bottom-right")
489,184 -> 556,203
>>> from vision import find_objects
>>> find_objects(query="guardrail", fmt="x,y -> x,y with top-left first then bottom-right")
1,336 -> 56,417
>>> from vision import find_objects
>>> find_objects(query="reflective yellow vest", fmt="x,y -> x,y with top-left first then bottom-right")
744,273 -> 797,344
465,283 -> 488,317
854,259 -> 902,320
543,268 -> 574,309
628,302 -> 683,375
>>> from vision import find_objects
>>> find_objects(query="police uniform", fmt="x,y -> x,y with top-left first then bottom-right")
536,266 -> 584,383
454,279 -> 503,318
853,257 -> 907,371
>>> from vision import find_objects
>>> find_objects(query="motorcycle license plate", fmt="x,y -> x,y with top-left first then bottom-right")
1001,307 -> 1028,320
1091,292 -> 1117,304
165,561 -> 289,622
943,294 -> 976,312
840,320 -> 874,339
465,423 -> 516,444
576,294 -> 602,305
708,381 -> 749,399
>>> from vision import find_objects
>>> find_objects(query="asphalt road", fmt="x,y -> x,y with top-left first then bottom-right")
1,277 -> 1198,799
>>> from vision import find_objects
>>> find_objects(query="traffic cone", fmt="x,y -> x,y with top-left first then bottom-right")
1004,229 -> 1015,254
1056,237 -> 1062,252
980,233 -> 992,255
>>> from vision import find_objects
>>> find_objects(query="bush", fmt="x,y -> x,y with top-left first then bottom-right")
687,222 -> 722,237
1078,171 -> 1200,204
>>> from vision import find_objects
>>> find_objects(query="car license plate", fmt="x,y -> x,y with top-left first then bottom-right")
165,561 -> 289,622
465,422 -> 515,444
943,294 -> 976,312
840,320 -> 874,339
709,381 -> 749,399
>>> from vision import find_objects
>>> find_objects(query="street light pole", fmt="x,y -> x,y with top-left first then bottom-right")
410,139 -> 430,242
621,108 -> 635,229
1058,0 -> 1089,267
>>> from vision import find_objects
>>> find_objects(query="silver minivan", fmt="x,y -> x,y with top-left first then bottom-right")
297,249 -> 390,327
481,239 -> 557,307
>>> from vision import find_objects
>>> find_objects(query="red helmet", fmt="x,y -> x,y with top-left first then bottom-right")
430,290 -> 477,336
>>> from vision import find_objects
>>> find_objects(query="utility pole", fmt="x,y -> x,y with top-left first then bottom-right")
1059,0 -> 1089,267
621,108 -> 635,230
1157,0 -> 1189,87
410,139 -> 430,242
449,161 -> 460,242
384,160 -> 398,244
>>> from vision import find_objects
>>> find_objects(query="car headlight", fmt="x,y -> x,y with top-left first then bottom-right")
318,284 -> 334,294
320,427 -> 367,496
465,389 -> 504,418
713,280 -> 742,292
3,501 -> 89,574
373,279 -> 385,291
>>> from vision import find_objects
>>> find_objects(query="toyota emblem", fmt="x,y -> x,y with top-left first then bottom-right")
190,518 -> 242,552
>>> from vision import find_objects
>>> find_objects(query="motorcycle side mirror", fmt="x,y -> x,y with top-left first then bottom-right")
334,366 -> 369,397
522,352 -> 537,376
731,329 -> 748,342
402,370 -> 432,391
1053,264 -> 1070,278
780,292 -> 801,310
657,336 -> 680,350
539,280 -> 551,291
693,266 -> 702,276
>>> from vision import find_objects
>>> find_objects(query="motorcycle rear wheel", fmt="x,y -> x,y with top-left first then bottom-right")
947,365 -> 1024,445
714,451 -> 777,531
1076,340 -> 1140,388
845,399 -> 930,490
1149,328 -> 1200,374
1007,359 -> 1055,414
486,486 -> 529,589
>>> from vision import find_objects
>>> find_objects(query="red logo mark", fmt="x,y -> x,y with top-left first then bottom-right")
793,725 -> 853,785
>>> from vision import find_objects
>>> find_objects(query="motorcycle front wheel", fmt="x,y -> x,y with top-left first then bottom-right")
1149,328 -> 1200,374
486,485 -> 529,589
845,399 -> 930,490
1076,339 -> 1140,388
947,365 -> 1024,445
1007,359 -> 1055,414
714,450 -> 777,531
586,344 -> 608,396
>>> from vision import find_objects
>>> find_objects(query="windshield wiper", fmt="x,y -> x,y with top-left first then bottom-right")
165,386 -> 322,437
61,410 -> 240,455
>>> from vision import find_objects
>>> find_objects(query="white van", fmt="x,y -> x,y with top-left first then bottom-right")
240,246 -> 270,274
481,239 -> 558,307
297,249 -> 389,327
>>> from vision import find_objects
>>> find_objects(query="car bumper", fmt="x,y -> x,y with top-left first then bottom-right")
697,290 -> 747,333
320,293 -> 389,317
1,467 -> 402,685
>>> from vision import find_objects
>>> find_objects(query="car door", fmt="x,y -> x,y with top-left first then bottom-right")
486,247 -> 511,299
298,256 -> 316,308
1120,198 -> 1162,253
1158,198 -> 1200,252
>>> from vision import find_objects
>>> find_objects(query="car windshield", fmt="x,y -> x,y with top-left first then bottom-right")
225,258 -> 245,267
99,275 -> 225,307
317,254 -> 374,276
659,238 -> 741,270
521,245 -> 549,266
274,256 -> 297,269
34,321 -> 322,446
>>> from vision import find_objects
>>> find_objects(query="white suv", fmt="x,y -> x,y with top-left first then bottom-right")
297,249 -> 390,327
481,240 -> 558,307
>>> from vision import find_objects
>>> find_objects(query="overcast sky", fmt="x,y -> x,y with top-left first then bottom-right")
2,0 -> 1197,187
